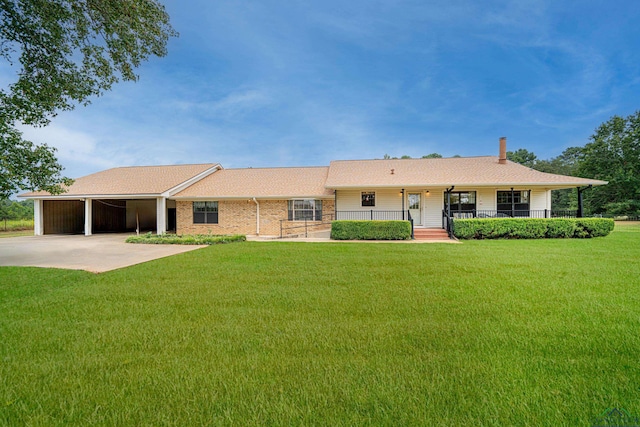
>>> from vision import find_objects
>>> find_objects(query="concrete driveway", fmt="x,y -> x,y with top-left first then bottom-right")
0,234 -> 206,273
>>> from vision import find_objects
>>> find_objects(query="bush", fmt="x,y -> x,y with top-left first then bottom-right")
453,218 -> 615,239
331,220 -> 412,240
573,218 -> 615,238
126,233 -> 246,245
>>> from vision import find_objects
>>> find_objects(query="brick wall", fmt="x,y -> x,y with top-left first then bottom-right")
176,199 -> 335,236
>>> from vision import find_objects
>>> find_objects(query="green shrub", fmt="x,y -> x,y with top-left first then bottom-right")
453,218 -> 615,240
544,219 -> 575,238
331,220 -> 412,240
573,218 -> 615,238
126,233 -> 246,245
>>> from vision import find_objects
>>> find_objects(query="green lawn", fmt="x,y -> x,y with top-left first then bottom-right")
0,219 -> 33,238
1,227 -> 640,425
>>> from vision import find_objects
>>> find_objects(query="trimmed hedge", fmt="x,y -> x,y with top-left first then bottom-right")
331,220 -> 412,240
453,218 -> 614,240
126,233 -> 246,245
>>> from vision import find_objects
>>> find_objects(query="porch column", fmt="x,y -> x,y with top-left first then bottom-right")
34,199 -> 44,236
84,198 -> 92,236
511,187 -> 515,217
157,197 -> 167,235
577,187 -> 583,218
401,189 -> 405,220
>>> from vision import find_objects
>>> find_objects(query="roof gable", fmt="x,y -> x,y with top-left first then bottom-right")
20,164 -> 220,198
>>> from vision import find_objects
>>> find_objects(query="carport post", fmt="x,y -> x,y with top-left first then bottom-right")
84,198 -> 92,236
157,197 -> 167,235
34,200 -> 44,235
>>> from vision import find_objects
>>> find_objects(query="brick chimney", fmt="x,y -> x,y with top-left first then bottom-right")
498,137 -> 507,164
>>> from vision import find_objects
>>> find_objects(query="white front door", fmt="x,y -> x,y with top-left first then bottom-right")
408,193 -> 422,225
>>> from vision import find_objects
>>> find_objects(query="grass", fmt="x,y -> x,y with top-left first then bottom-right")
0,218 -> 33,233
1,227 -> 640,425
0,230 -> 33,238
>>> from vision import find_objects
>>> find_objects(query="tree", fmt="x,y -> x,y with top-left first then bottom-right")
0,0 -> 177,198
0,198 -> 33,220
534,147 -> 584,210
578,112 -> 640,215
421,153 -> 442,158
506,148 -> 538,168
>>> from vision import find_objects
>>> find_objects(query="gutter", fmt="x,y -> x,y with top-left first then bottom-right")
252,197 -> 260,235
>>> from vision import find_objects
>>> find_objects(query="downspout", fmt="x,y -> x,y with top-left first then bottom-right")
252,198 -> 260,235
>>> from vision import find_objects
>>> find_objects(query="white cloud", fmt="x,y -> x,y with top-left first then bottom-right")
18,123 -> 128,176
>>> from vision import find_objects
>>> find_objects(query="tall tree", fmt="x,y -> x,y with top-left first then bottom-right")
0,0 -> 177,198
534,147 -> 583,210
578,111 -> 640,215
506,148 -> 538,168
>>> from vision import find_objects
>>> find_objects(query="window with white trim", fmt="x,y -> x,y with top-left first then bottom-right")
497,190 -> 530,216
288,200 -> 323,221
193,201 -> 218,224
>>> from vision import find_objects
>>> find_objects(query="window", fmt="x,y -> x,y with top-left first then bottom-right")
361,192 -> 375,207
497,190 -> 530,216
193,201 -> 218,224
445,191 -> 476,212
288,200 -> 323,221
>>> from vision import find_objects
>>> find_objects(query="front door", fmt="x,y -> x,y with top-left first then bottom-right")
408,193 -> 422,225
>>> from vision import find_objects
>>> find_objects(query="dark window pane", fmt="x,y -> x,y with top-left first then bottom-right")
362,192 -> 375,207
194,212 -> 205,223
206,212 -> 219,224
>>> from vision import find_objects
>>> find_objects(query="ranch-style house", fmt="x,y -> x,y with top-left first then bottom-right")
20,138 -> 607,238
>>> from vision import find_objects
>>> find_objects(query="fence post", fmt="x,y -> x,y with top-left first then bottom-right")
305,219 -> 308,238
370,210 -> 373,220
280,220 -> 283,238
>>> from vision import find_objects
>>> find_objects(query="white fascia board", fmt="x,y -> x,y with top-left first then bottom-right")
18,194 -> 162,200
162,164 -> 223,198
326,181 -> 607,190
171,195 -> 334,201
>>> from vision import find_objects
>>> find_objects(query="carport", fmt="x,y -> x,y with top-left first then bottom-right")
37,198 -> 173,235
20,163 -> 221,236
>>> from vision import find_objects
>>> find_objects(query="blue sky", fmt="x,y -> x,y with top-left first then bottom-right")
15,0 -> 640,178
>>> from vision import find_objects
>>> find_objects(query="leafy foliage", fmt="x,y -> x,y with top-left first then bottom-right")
506,112 -> 640,216
453,218 -> 614,239
532,147 -> 583,210
0,123 -> 73,198
0,0 -> 177,197
0,198 -> 33,220
331,220 -> 412,240
125,233 -> 246,245
506,148 -> 538,167
577,112 -> 640,216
